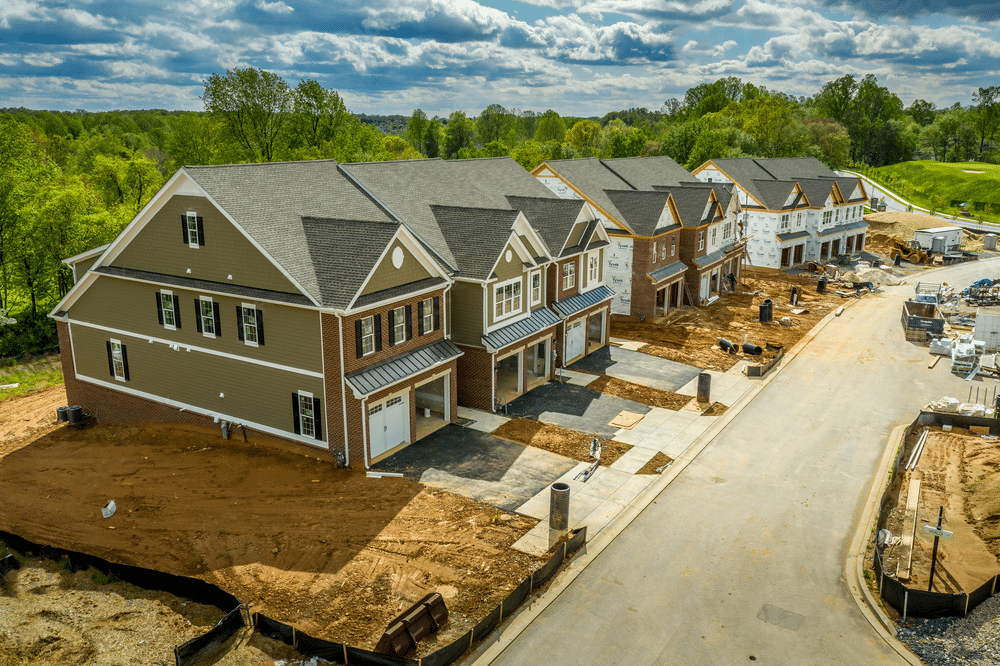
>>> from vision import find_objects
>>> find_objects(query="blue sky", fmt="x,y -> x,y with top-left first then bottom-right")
1,0 -> 997,116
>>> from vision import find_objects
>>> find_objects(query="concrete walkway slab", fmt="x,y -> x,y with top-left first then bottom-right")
569,345 -> 702,393
457,406 -> 509,433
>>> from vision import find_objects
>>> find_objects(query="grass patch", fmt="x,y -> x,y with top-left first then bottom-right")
0,354 -> 63,401
857,161 -> 1000,223
90,570 -> 119,585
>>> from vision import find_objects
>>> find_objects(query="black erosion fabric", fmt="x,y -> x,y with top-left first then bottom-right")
472,604 -> 501,644
174,606 -> 246,666
295,629 -> 347,663
345,645 -> 417,665
530,546 -> 563,590
420,630 -> 473,666
254,613 -> 296,646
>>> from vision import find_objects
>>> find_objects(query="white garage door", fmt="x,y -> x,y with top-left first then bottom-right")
369,394 -> 409,458
566,319 -> 585,361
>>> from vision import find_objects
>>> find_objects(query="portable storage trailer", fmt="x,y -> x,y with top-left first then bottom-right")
913,227 -> 962,252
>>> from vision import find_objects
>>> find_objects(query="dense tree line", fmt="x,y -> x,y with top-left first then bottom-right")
1,67 -> 996,352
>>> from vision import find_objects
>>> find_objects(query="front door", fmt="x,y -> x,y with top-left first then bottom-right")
700,274 -> 710,301
566,320 -> 585,362
369,394 -> 409,459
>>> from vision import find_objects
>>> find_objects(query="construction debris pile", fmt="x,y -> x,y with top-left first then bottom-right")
925,396 -> 994,417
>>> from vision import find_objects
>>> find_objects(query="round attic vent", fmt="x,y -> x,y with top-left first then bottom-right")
505,249 -> 512,263
392,246 -> 404,269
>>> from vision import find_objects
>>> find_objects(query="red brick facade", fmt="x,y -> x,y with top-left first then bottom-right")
630,231 -> 683,320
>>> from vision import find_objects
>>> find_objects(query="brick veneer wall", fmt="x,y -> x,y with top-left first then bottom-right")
456,344 -> 494,412
56,321 -> 338,461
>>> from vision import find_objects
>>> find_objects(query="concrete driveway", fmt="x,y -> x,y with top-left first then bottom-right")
569,345 -> 702,393
505,381 -> 651,439
370,424 -> 577,512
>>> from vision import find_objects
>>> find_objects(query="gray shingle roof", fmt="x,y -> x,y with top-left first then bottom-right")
648,260 -> 687,283
551,285 -> 615,318
300,217 -> 402,309
601,156 -> 698,189
751,180 -> 800,210
341,157 -> 558,271
603,190 -> 672,237
665,187 -> 714,228
776,230 -> 811,242
352,276 -> 447,310
482,307 -> 561,351
184,160 -> 393,305
94,266 -> 313,306
429,206 -> 521,280
796,178 -> 833,208
505,195 -> 586,257
704,158 -> 863,212
543,158 -> 635,232
345,338 -> 462,397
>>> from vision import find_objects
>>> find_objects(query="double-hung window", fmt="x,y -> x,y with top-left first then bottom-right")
660,242 -> 666,261
530,272 -> 541,306
237,304 -> 264,346
723,223 -> 732,241
588,255 -> 599,284
796,213 -> 803,228
107,338 -> 129,382
418,297 -> 440,335
494,280 -> 521,320
360,316 -> 375,355
391,306 -> 406,345
183,212 -> 204,248
671,237 -> 676,256
561,261 -> 576,290
698,231 -> 705,251
780,214 -> 790,230
156,290 -> 180,330
196,297 -> 220,338
711,227 -> 718,246
292,390 -> 322,441
651,242 -> 657,264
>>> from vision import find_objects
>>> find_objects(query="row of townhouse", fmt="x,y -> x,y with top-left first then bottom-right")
531,157 -> 746,319
52,157 -> 614,469
691,157 -> 869,269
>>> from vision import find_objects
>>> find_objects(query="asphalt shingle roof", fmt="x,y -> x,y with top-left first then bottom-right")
603,190 -> 673,237
184,160 -> 393,305
601,156 -> 698,189
299,217 -> 403,309
704,158 -> 863,211
543,158 -> 635,232
505,195 -> 586,257
429,205 -> 522,280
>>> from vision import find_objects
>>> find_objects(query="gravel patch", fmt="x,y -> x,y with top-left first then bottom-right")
895,595 -> 1000,665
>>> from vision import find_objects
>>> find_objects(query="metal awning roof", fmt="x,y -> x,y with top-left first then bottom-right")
551,285 -> 615,318
693,249 -> 726,268
482,307 -> 561,351
776,230 -> 811,242
647,260 -> 687,283
345,338 -> 462,397
816,220 -> 868,237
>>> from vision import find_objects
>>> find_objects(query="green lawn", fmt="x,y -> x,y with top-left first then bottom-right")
0,354 -> 64,401
858,161 -> 1000,223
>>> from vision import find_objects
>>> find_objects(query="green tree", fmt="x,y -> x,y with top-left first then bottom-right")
801,118 -> 851,169
476,104 -> 516,146
424,121 -> 441,158
514,110 -> 539,143
406,109 -> 429,154
511,140 -> 547,171
165,113 -> 220,169
971,86 -> 1000,160
565,120 -> 602,157
726,97 -> 805,158
443,111 -> 476,159
91,150 -> 165,224
906,99 -> 937,127
534,110 -> 566,144
852,74 -> 904,165
292,79 -> 349,150
202,67 -> 294,162
813,75 -> 858,126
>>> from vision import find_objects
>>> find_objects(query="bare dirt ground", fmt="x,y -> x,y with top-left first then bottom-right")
865,211 -> 986,252
0,384 -> 65,456
613,269 -> 847,371
585,375 -> 692,410
881,427 -> 1000,593
493,418 -> 630,467
0,392 -> 547,661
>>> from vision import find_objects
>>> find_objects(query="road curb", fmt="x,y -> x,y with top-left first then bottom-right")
843,424 -> 923,665
468,294 -> 857,665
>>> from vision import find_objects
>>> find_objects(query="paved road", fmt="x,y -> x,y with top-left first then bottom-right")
489,259 -> 1000,665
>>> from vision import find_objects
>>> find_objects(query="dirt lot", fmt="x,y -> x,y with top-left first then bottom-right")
881,426 -> 1000,593
613,269 -> 848,371
585,375 -> 692,410
493,418 -> 631,467
865,211 -> 986,252
0,392 -> 548,661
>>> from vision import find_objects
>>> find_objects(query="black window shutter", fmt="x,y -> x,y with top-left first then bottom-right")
156,293 -> 163,325
121,344 -> 130,381
197,217 -> 205,246
173,295 -> 181,328
292,394 -> 300,434
405,305 -> 413,340
433,296 -> 440,332
355,319 -> 363,358
181,215 -> 188,243
106,341 -> 115,377
213,302 -> 221,337
418,300 -> 425,335
374,314 -> 382,352
195,300 -> 202,333
256,310 -> 264,345
388,310 -> 396,346
313,397 -> 322,440
236,307 -> 244,341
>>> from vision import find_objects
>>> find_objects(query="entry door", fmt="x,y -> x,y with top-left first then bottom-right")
369,394 -> 409,458
566,320 -> 585,361
700,274 -> 710,300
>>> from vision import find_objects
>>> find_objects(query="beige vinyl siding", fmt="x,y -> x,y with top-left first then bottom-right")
566,221 -> 587,249
517,234 -> 545,260
71,324 -> 324,438
493,242 -> 523,283
112,195 -> 299,295
360,241 -> 433,296
69,275 -> 322,372
450,281 -> 484,345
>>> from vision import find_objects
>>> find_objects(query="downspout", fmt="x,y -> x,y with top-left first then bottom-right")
361,395 -> 371,469
335,312 -> 350,467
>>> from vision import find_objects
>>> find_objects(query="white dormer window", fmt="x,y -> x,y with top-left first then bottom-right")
494,278 -> 522,321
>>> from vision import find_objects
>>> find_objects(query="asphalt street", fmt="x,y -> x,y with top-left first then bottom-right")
487,258 -> 1000,665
